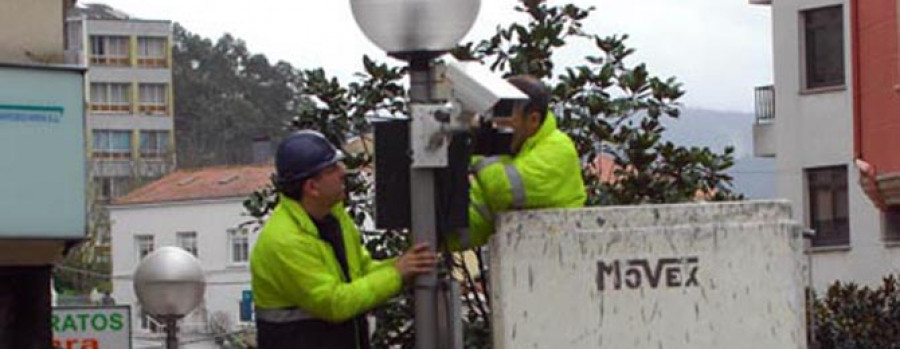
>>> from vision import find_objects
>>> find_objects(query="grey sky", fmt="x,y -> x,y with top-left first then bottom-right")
96,0 -> 772,113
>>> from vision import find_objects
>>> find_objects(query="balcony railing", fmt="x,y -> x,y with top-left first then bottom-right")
92,150 -> 132,160
90,55 -> 130,66
755,85 -> 775,123
90,103 -> 132,113
137,57 -> 167,68
138,104 -> 168,115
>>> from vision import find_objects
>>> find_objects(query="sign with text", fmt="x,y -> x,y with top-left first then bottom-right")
0,65 -> 86,238
596,256 -> 700,290
52,306 -> 131,349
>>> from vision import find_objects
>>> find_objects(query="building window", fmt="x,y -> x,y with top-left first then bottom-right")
93,177 -> 132,201
138,84 -> 168,114
137,37 -> 167,68
228,228 -> 250,264
140,131 -> 169,157
90,35 -> 130,66
93,130 -> 132,159
802,5 -> 845,90
64,21 -> 83,51
807,166 -> 849,247
885,207 -> 900,242
93,177 -> 113,202
135,235 -> 154,261
177,231 -> 198,257
90,83 -> 132,113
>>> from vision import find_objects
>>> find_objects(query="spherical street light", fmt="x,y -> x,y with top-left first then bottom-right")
133,246 -> 206,317
350,0 -> 481,59
133,246 -> 206,349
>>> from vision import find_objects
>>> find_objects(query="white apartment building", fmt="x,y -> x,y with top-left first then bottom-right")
752,0 -> 899,290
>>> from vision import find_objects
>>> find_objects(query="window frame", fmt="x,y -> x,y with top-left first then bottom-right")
140,130 -> 169,157
177,231 -> 199,257
136,36 -> 168,68
884,207 -> 900,243
135,235 -> 154,262
89,35 -> 130,66
806,165 -> 850,248
800,5 -> 846,92
92,130 -> 133,159
90,82 -> 132,113
228,228 -> 250,265
138,83 -> 168,115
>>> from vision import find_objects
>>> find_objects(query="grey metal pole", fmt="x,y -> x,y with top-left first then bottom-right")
436,278 -> 463,349
164,317 -> 178,349
804,229 -> 816,348
409,58 -> 439,349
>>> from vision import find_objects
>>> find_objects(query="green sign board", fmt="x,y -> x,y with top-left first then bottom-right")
0,65 -> 86,238
52,306 -> 131,349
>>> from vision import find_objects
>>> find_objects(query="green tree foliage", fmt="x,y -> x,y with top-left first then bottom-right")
234,1 -> 744,347
172,24 -> 305,167
811,276 -> 900,349
53,184 -> 112,297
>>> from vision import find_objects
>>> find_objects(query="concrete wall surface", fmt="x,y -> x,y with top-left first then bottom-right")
0,0 -> 64,64
489,200 -> 807,349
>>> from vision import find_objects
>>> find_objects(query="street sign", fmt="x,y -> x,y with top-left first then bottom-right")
240,290 -> 253,322
52,306 -> 131,349
0,65 -> 86,239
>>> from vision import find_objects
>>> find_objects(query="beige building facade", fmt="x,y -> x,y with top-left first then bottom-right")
66,4 -> 177,201
0,0 -> 71,65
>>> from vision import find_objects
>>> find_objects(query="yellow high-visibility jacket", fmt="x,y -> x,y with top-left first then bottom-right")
250,196 -> 401,322
460,111 -> 586,248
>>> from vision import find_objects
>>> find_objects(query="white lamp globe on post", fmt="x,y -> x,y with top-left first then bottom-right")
350,0 -> 480,60
133,246 -> 206,349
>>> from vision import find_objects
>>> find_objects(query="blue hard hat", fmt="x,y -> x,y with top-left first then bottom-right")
275,130 -> 344,186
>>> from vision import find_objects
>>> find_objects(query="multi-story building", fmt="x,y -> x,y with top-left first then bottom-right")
65,4 -> 176,201
752,0 -> 900,290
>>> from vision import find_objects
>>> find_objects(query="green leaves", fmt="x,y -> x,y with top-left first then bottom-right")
812,276 -> 900,348
172,24 -> 299,167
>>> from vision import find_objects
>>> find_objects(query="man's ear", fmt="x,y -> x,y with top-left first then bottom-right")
302,179 -> 318,199
527,110 -> 542,129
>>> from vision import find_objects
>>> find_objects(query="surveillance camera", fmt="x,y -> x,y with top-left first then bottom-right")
442,57 -> 529,120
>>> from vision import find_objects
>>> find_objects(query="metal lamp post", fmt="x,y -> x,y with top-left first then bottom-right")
133,246 -> 206,349
349,1 -> 480,348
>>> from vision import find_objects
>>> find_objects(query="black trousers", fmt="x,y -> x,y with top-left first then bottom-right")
256,317 -> 369,349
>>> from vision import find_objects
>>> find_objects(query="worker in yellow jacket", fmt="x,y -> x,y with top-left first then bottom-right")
251,130 -> 437,349
456,75 -> 587,249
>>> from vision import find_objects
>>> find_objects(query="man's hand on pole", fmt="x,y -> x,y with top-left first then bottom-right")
395,242 -> 438,283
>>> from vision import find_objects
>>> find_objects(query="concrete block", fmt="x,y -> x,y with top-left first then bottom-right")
489,200 -> 806,349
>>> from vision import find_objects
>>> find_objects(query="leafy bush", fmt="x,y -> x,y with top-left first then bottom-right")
811,275 -> 900,349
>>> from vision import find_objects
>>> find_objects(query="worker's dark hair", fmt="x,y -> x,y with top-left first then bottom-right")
506,75 -> 550,123
278,176 -> 306,201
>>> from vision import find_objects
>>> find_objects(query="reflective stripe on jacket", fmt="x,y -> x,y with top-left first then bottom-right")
457,111 -> 586,249
250,196 -> 402,322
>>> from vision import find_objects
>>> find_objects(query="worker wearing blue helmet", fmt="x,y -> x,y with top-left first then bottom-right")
251,130 -> 438,349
